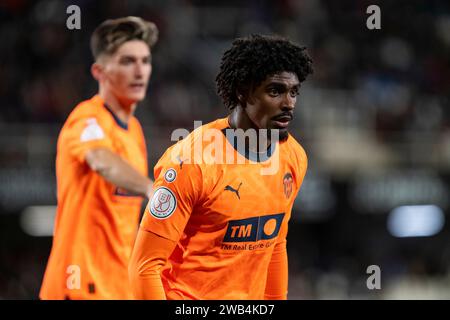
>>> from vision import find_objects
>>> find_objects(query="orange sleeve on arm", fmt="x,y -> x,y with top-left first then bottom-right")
128,228 -> 178,300
264,240 -> 288,300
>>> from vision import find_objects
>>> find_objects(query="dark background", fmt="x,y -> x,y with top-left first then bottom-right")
0,0 -> 449,299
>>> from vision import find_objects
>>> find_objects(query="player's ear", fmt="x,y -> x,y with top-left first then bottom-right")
91,62 -> 103,81
236,88 -> 248,108
246,92 -> 256,105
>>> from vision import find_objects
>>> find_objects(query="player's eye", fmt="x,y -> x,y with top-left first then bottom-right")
268,88 -> 280,97
289,89 -> 299,98
142,56 -> 151,64
120,57 -> 135,65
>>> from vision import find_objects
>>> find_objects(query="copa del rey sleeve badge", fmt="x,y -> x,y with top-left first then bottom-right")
149,187 -> 177,219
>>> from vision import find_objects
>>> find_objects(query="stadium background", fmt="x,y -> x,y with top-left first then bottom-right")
0,0 -> 449,299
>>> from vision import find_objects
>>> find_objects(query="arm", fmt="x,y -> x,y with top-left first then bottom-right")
264,240 -> 288,300
128,228 -> 178,299
85,147 -> 153,198
130,145 -> 203,299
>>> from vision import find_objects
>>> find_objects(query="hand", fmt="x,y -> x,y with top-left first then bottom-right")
146,181 -> 154,200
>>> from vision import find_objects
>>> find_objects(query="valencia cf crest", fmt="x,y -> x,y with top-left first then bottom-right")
283,173 -> 293,199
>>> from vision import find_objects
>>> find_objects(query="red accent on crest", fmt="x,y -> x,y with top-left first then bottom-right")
283,173 -> 293,199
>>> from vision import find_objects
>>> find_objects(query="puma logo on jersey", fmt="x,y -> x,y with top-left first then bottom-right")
224,182 -> 242,200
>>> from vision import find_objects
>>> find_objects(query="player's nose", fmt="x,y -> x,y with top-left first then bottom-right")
134,62 -> 145,78
135,61 -> 152,80
281,93 -> 295,111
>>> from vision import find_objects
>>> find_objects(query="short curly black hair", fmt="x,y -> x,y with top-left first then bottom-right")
216,34 -> 313,110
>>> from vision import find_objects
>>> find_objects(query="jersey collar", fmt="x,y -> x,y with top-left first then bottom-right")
221,127 -> 277,163
103,103 -> 129,130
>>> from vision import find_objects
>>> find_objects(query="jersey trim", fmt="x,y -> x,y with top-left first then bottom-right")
103,103 -> 129,130
221,128 -> 277,162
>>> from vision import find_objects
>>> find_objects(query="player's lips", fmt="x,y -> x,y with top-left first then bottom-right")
129,83 -> 146,90
271,113 -> 293,129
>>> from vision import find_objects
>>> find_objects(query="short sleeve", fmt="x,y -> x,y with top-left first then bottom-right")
63,116 -> 114,163
140,150 -> 204,242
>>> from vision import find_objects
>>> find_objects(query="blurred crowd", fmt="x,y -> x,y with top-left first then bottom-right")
0,0 -> 449,299
1,0 -> 450,167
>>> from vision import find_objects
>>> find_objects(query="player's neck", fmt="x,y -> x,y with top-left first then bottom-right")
99,90 -> 136,124
228,107 -> 271,153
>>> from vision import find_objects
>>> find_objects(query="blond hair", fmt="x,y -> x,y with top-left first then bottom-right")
90,16 -> 158,60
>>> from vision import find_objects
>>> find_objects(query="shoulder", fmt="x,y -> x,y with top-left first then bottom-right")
286,134 -> 307,164
155,118 -> 228,178
129,116 -> 145,138
160,118 -> 227,164
279,134 -> 308,192
279,133 -> 308,179
180,117 -> 228,148
130,116 -> 143,129
65,95 -> 110,127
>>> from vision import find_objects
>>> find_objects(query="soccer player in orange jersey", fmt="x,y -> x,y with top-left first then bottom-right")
129,34 -> 313,300
40,17 -> 158,300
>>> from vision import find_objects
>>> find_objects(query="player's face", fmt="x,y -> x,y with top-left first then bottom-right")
101,40 -> 152,105
245,72 -> 300,141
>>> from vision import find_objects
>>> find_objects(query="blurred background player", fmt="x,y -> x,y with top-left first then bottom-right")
129,34 -> 313,299
39,16 -> 158,299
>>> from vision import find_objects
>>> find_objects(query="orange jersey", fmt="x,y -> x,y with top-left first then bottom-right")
40,95 -> 148,300
140,117 -> 307,299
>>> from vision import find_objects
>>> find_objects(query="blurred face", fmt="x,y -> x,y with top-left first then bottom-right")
244,71 -> 300,141
97,40 -> 152,106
